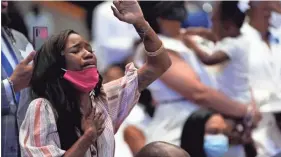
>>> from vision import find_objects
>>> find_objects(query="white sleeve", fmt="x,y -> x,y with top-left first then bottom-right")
2,79 -> 15,104
19,98 -> 65,157
215,38 -> 242,60
103,63 -> 141,133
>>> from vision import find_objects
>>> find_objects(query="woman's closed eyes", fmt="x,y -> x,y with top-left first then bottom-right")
67,42 -> 93,54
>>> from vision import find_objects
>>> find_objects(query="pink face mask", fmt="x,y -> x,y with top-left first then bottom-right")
62,67 -> 99,93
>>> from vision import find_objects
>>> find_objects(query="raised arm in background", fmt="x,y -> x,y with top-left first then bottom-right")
182,35 -> 229,65
159,52 -> 260,124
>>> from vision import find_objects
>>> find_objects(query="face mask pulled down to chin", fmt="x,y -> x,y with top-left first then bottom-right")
62,67 -> 99,93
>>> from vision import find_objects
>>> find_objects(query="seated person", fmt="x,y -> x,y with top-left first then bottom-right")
136,141 -> 190,157
181,109 -> 257,157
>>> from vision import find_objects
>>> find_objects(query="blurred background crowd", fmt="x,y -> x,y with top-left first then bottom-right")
2,1 -> 281,157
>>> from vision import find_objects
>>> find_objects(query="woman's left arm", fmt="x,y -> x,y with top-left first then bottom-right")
111,0 -> 171,92
134,19 -> 171,91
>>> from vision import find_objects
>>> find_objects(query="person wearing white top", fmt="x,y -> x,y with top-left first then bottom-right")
92,1 -> 139,73
183,2 -> 256,157
241,1 -> 281,157
133,1 -> 261,149
185,35 -> 251,104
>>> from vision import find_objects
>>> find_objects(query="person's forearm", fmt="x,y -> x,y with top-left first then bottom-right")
189,44 -> 212,64
124,125 -> 146,155
133,18 -> 171,69
133,18 -> 162,52
185,27 -> 217,42
192,87 -> 247,118
185,42 -> 228,65
134,18 -> 171,91
182,35 -> 211,62
63,133 -> 93,157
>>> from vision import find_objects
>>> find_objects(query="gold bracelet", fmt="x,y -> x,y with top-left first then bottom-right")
144,43 -> 165,57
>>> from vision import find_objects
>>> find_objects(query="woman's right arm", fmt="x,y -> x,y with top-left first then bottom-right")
19,99 -> 100,157
159,52 -> 259,122
66,106 -> 105,157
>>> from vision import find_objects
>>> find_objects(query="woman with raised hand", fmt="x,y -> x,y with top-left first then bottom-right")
19,0 -> 171,156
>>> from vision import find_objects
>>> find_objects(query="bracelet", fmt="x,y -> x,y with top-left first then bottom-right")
7,77 -> 17,104
144,43 -> 165,57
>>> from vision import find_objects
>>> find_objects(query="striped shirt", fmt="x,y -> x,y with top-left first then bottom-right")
19,63 -> 141,157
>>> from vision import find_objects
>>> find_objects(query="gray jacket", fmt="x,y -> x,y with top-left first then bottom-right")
1,27 -> 33,157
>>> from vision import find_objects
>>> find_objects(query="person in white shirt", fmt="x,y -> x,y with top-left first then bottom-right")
183,2 -> 254,157
92,1 -> 139,73
133,1 -> 261,150
241,1 -> 281,157
184,1 -> 252,105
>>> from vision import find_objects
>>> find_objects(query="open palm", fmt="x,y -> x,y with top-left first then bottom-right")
111,0 -> 144,24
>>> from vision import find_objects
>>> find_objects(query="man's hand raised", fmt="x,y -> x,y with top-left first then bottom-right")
10,51 -> 36,92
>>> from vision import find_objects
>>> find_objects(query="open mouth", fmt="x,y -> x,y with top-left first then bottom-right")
82,64 -> 96,69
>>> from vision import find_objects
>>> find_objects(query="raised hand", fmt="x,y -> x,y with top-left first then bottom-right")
111,0 -> 144,25
10,51 -> 36,92
82,105 -> 105,143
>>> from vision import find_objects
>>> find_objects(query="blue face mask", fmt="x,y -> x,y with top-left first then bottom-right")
204,134 -> 229,157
